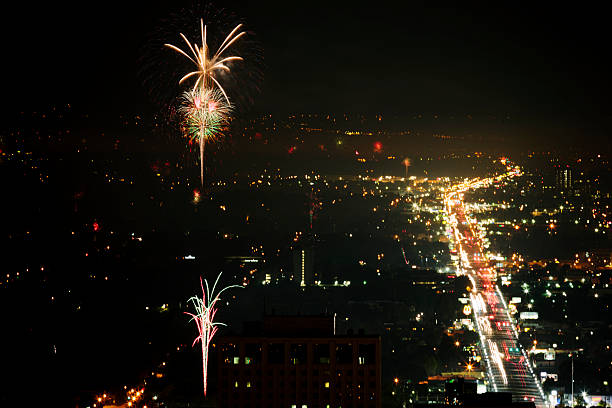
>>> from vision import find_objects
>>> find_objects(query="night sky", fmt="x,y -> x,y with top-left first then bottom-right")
6,2 -> 610,140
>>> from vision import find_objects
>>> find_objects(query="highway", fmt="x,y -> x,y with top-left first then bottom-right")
444,169 -> 548,408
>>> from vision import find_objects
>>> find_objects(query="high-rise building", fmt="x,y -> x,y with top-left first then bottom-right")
293,248 -> 315,286
555,166 -> 572,191
216,315 -> 382,408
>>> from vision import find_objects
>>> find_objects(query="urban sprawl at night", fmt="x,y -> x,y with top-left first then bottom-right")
2,2 -> 610,408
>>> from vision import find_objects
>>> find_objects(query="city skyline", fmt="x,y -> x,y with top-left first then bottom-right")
1,2 -> 611,408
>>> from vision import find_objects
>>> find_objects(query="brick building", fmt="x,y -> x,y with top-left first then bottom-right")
216,315 -> 381,408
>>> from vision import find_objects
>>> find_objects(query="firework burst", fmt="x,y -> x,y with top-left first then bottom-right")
179,87 -> 231,185
165,18 -> 244,104
165,16 -> 246,187
179,87 -> 231,143
403,157 -> 411,178
185,273 -> 241,397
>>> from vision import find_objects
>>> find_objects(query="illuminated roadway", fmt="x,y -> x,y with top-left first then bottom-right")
444,169 -> 547,408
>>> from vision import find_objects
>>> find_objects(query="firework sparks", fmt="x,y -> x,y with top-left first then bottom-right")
166,18 -> 244,187
185,273 -> 241,397
403,158 -> 411,178
179,87 -> 231,185
180,87 -> 231,142
165,18 -> 245,103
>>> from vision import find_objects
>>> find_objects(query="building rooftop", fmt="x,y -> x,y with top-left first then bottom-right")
232,314 -> 378,338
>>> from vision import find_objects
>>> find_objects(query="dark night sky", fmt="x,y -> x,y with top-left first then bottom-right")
5,1 -> 611,139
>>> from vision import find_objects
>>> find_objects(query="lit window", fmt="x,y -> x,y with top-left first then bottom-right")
234,381 -> 239,388
246,381 -> 251,388
325,382 -> 330,388
245,357 -> 251,365
233,357 -> 240,364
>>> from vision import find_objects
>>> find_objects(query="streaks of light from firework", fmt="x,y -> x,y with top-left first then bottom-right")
179,87 -> 231,143
165,18 -> 244,104
139,4 -> 263,113
179,87 -> 231,185
166,16 -> 244,187
185,273 -> 241,397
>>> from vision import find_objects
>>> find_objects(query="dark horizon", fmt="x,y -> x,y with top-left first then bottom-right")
5,1 -> 610,145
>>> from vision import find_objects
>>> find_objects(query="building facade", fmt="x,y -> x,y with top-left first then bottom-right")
216,316 -> 381,408
555,166 -> 573,191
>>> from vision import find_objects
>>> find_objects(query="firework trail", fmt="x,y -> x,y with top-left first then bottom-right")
179,87 -> 231,186
185,273 -> 241,397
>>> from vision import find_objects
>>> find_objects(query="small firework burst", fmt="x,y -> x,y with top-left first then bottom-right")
179,87 -> 231,185
179,87 -> 231,144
